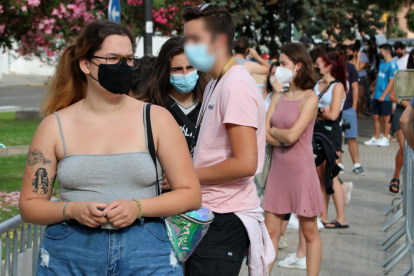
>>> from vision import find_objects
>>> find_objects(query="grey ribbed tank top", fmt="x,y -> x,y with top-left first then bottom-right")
54,104 -> 162,204
234,58 -> 247,65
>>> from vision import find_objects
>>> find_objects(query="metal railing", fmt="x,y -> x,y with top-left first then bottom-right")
380,141 -> 414,275
0,198 -> 59,276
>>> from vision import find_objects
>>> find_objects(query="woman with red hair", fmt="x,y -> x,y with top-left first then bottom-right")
314,52 -> 349,229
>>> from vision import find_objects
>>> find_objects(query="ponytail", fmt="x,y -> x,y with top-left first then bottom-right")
319,53 -> 348,92
41,44 -> 86,117
335,54 -> 348,92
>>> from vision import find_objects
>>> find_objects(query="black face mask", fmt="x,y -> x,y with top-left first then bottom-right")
90,61 -> 132,95
347,54 -> 354,61
314,67 -> 322,79
396,53 -> 403,58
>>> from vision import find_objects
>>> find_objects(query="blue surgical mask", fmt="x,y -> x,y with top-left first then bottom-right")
184,43 -> 216,72
170,70 -> 199,94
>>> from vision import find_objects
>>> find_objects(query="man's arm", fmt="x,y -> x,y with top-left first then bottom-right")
196,124 -> 258,185
400,105 -> 414,148
352,81 -> 359,110
379,79 -> 394,101
245,48 -> 270,75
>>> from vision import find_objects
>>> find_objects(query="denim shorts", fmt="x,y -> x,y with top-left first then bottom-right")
37,218 -> 182,276
342,108 -> 358,138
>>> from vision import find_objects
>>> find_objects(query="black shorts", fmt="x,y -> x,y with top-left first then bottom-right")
284,213 -> 291,221
314,119 -> 342,152
372,100 -> 392,116
185,212 -> 249,276
392,105 -> 405,131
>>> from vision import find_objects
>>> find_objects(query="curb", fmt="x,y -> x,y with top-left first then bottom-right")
0,83 -> 47,89
0,146 -> 29,156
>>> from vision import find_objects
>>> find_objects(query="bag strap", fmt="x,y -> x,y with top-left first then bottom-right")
145,103 -> 161,196
168,97 -> 196,135
318,80 -> 339,101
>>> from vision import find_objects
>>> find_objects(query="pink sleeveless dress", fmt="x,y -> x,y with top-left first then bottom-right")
263,94 -> 324,217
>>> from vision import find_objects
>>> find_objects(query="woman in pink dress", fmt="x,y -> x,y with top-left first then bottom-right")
264,43 -> 323,276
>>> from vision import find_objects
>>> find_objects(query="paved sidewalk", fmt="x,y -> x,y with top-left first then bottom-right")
239,118 -> 410,276
0,74 -> 50,88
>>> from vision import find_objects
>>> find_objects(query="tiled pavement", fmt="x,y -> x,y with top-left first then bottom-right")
239,118 -> 410,276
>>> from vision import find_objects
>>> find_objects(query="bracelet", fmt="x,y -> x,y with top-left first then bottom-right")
63,201 -> 69,221
279,141 -> 285,147
132,199 -> 142,219
318,107 -> 323,114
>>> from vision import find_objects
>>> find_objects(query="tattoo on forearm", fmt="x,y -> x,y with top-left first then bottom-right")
49,174 -> 56,195
27,149 -> 51,166
31,168 -> 50,195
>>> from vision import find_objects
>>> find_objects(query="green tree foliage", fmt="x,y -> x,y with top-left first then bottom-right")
406,9 -> 414,33
217,0 -> 385,58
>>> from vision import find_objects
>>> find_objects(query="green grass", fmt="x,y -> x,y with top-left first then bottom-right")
0,155 -> 26,222
0,155 -> 26,193
0,112 -> 41,147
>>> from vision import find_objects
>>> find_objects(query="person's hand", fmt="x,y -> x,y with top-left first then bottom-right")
378,95 -> 386,102
162,175 -> 171,190
270,76 -> 281,92
357,51 -> 362,58
66,202 -> 108,228
104,200 -> 140,228
248,47 -> 259,59
269,127 -> 275,138
353,105 -> 357,111
370,84 -> 376,93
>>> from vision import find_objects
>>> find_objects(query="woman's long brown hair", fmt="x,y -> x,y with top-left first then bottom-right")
41,20 -> 134,117
138,37 -> 211,107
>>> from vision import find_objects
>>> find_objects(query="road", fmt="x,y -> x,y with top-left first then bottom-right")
0,85 -> 48,111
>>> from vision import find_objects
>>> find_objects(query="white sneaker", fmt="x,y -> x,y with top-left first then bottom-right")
278,253 -> 307,270
364,137 -> 381,146
278,235 -> 288,249
378,137 -> 389,147
317,217 -> 325,229
287,214 -> 299,229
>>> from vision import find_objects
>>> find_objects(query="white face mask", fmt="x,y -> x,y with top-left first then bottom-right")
275,65 -> 297,84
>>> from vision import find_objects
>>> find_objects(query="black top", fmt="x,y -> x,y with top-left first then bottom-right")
167,98 -> 201,151
343,62 -> 359,110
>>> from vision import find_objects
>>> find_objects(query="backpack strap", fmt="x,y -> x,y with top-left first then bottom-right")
144,103 -> 161,196
318,80 -> 339,101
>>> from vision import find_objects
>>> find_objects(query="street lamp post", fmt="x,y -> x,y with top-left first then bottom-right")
143,0 -> 153,55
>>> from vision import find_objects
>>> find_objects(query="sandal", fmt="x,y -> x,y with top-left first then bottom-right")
324,220 -> 349,229
321,220 -> 329,227
389,178 -> 400,194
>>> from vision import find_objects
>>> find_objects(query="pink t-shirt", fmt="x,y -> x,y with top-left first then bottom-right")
193,65 -> 266,213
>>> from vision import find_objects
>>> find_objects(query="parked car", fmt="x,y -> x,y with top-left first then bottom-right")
388,38 -> 414,53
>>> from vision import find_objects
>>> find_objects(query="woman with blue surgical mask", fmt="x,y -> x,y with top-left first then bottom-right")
139,37 -> 211,151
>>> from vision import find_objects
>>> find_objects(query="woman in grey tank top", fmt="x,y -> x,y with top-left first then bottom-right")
19,20 -> 201,275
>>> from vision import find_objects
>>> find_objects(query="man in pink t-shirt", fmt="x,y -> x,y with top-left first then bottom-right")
183,4 -> 265,275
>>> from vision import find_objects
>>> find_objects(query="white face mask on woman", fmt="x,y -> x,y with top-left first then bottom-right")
275,65 -> 297,84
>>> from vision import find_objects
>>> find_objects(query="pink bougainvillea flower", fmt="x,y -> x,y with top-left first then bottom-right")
27,0 -> 41,8
22,5 -> 27,12
0,25 -> 5,35
0,5 -> 3,14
